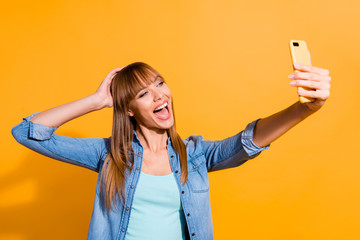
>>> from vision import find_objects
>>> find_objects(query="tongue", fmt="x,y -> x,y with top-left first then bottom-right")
154,107 -> 169,119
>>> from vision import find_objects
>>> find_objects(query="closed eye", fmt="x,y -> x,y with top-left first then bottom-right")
139,91 -> 148,98
139,81 -> 165,98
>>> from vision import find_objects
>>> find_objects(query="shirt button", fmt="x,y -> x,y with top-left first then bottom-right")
175,170 -> 178,174
122,229 -> 125,232
136,167 -> 140,170
126,207 -> 129,211
171,155 -> 174,158
192,233 -> 195,236
131,185 -> 134,189
187,213 -> 190,216
193,165 -> 196,169
181,191 -> 185,194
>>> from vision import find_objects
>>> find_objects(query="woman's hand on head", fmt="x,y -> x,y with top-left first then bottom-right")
95,66 -> 126,108
288,63 -> 331,112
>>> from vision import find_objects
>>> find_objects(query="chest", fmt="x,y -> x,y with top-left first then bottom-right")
140,149 -> 172,176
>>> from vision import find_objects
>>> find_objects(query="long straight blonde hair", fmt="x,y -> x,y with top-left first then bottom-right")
99,62 -> 188,212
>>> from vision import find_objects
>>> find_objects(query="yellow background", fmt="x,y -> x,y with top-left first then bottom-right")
2,0 -> 359,239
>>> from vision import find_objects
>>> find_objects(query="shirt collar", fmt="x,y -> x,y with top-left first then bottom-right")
132,129 -> 141,144
132,129 -> 172,146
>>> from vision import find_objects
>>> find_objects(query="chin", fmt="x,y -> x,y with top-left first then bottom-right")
161,119 -> 174,130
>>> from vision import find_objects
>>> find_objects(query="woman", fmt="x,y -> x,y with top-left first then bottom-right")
11,62 -> 331,239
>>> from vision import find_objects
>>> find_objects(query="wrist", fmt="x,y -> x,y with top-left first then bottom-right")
295,101 -> 317,119
88,93 -> 107,111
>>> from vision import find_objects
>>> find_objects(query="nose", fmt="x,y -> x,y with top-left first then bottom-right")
153,89 -> 164,101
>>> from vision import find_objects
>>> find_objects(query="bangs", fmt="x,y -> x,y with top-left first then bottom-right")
110,62 -> 165,108
124,67 -> 163,99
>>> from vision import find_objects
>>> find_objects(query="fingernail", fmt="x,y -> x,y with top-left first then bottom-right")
294,63 -> 300,68
290,81 -> 296,86
288,74 -> 294,79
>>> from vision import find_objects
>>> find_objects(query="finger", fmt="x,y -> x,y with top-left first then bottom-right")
298,89 -> 330,100
293,63 -> 330,76
107,66 -> 126,76
291,80 -> 331,91
104,67 -> 126,82
290,80 -> 322,90
114,66 -> 126,72
108,67 -> 125,75
289,72 -> 331,82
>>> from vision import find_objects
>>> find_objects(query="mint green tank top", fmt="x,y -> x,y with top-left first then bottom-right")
124,171 -> 186,240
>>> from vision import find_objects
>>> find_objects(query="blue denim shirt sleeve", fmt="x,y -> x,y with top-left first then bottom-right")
202,118 -> 270,172
11,112 -> 109,172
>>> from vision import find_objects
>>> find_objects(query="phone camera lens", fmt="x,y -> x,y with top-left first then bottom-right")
293,42 -> 299,47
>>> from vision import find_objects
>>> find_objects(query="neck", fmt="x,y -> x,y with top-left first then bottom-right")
135,125 -> 169,153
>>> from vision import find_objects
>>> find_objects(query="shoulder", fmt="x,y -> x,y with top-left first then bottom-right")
98,137 -> 111,161
182,134 -> 205,159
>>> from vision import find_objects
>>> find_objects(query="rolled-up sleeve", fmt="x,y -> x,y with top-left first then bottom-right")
241,118 -> 270,156
11,112 -> 109,172
202,118 -> 270,172
24,112 -> 58,140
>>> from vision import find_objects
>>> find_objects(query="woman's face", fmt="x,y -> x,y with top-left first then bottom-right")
128,76 -> 174,131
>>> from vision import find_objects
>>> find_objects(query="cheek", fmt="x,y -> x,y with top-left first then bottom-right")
136,102 -> 153,116
165,86 -> 172,95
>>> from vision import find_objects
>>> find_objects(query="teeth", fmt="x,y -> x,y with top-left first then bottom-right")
155,102 -> 168,111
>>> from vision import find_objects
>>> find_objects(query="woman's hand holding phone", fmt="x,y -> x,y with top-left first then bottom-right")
288,63 -> 331,112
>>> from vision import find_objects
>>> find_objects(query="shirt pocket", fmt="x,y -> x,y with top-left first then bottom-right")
187,155 -> 209,193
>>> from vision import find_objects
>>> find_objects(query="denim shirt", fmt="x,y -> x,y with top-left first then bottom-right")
11,112 -> 270,240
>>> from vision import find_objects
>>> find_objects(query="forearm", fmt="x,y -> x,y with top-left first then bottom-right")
252,101 -> 317,147
30,93 -> 104,128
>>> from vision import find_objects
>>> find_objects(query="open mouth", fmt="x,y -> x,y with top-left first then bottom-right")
153,102 -> 170,120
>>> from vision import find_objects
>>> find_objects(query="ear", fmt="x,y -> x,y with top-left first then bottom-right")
128,109 -> 134,117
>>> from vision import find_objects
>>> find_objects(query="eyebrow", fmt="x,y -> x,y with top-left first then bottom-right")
137,75 -> 161,93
